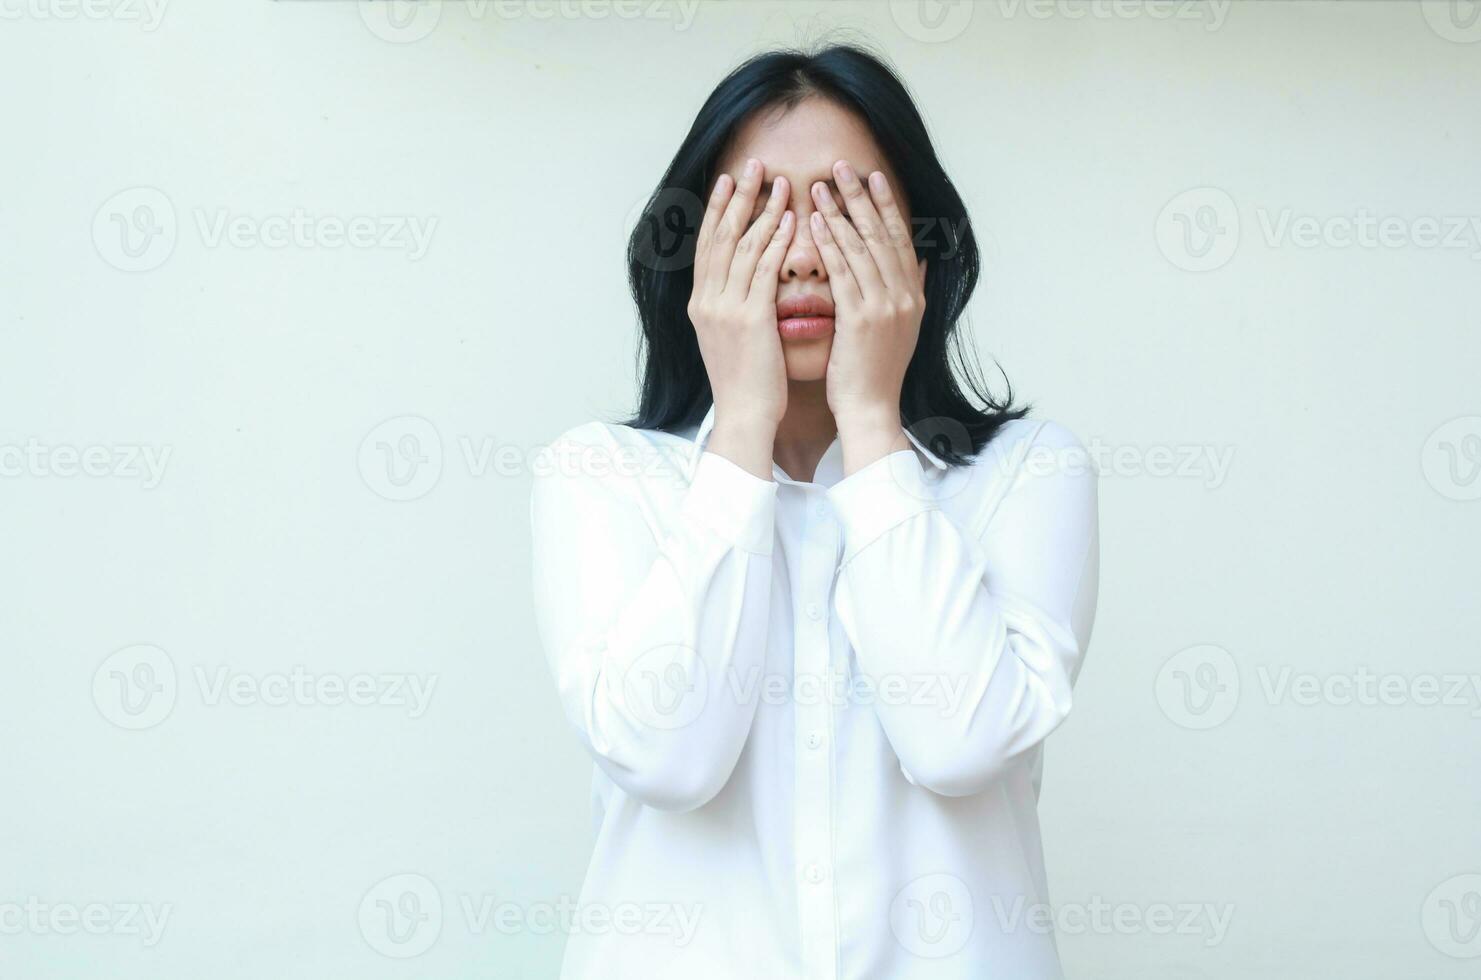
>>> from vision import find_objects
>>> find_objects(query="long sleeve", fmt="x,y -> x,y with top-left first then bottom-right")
825,419 -> 1100,797
529,423 -> 777,812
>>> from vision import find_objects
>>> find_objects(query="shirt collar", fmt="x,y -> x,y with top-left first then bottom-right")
684,402 -> 949,483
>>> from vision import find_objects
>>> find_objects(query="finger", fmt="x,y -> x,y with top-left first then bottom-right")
727,174 -> 789,295
832,161 -> 908,292
693,172 -> 733,288
867,169 -> 919,284
811,180 -> 884,299
747,209 -> 795,304
708,157 -> 764,292
809,210 -> 864,309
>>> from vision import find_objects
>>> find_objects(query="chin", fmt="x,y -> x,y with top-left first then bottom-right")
781,337 -> 832,382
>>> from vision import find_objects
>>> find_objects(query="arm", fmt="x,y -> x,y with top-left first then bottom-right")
530,156 -> 797,810
805,162 -> 1100,796
530,424 -> 777,812
826,420 -> 1100,796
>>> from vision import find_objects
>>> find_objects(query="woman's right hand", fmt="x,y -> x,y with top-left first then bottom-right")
687,157 -> 795,479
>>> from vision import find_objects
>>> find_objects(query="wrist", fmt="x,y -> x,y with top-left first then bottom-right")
835,409 -> 910,477
707,410 -> 778,481
835,403 -> 902,442
711,410 -> 779,444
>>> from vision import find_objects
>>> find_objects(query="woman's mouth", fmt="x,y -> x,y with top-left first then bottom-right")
776,295 -> 836,341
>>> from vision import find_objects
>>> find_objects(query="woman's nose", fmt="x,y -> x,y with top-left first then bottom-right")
781,199 -> 826,281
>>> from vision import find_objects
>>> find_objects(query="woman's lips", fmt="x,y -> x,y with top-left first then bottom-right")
775,295 -> 836,341
777,315 -> 835,341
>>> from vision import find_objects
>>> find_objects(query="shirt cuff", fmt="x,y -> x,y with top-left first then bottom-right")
826,449 -> 938,563
681,450 -> 778,556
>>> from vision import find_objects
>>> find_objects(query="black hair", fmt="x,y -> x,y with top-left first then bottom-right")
622,41 -> 1029,464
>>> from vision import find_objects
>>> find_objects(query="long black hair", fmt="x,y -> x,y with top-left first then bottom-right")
622,41 -> 1029,464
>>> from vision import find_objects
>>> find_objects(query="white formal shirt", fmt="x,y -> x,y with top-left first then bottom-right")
529,403 -> 1100,980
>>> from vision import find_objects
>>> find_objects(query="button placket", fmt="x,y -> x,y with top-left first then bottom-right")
793,489 -> 840,980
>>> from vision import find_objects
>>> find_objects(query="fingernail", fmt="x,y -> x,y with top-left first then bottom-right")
745,158 -> 760,177
869,171 -> 886,193
836,161 -> 855,182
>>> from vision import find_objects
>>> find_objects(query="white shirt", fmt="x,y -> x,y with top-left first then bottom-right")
529,404 -> 1100,980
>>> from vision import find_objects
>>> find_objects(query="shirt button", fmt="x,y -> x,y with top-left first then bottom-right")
806,731 -> 824,750
812,500 -> 827,519
805,863 -> 826,884
806,601 -> 822,620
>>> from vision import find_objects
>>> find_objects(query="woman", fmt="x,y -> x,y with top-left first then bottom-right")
530,43 -> 1099,980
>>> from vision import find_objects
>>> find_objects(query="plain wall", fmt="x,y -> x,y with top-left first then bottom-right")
2,1 -> 1478,977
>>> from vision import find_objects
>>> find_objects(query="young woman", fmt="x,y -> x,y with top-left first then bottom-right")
530,43 -> 1100,980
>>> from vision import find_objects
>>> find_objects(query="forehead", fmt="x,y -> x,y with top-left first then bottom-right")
716,97 -> 892,184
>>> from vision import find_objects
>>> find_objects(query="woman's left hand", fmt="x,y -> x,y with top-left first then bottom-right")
810,161 -> 927,470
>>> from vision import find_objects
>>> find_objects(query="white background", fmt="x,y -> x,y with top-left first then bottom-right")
2,1 -> 1479,977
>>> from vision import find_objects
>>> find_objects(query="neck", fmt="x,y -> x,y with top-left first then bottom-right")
773,380 -> 837,483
